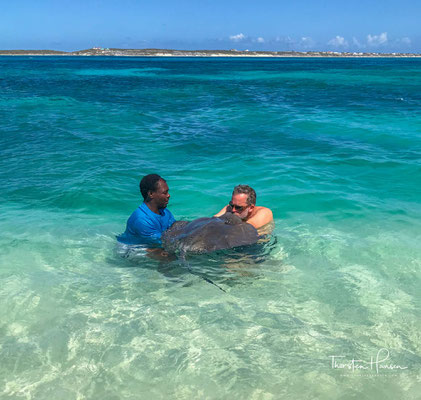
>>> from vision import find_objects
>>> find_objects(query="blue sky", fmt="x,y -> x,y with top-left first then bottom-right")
1,0 -> 420,52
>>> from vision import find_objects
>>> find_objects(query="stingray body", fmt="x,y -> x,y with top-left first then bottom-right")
162,212 -> 259,254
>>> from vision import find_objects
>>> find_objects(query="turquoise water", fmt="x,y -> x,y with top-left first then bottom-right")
1,56 -> 420,399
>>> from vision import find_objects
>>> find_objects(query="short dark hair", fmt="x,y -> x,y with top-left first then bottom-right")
140,174 -> 163,200
233,185 -> 256,206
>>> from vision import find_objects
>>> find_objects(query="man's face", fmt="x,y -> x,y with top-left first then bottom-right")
150,179 -> 170,209
229,193 -> 253,220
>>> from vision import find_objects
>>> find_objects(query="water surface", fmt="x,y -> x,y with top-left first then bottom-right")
1,56 -> 420,399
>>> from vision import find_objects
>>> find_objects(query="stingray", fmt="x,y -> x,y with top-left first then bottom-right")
162,212 -> 260,255
162,213 -> 260,292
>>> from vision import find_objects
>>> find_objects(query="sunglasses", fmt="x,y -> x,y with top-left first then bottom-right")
229,201 -> 248,213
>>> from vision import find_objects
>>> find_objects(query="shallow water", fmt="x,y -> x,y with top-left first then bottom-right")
1,56 -> 420,399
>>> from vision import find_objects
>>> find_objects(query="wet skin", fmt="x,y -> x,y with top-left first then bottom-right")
146,179 -> 170,214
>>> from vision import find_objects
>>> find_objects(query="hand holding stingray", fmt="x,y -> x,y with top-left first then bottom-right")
162,212 -> 260,254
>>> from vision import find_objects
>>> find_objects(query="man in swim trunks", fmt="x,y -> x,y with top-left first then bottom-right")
214,185 -> 273,230
119,174 -> 175,244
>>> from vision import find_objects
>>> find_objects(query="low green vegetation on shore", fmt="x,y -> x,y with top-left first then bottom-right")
1,47 -> 420,57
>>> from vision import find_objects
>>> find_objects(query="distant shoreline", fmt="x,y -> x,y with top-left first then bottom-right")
1,47 -> 421,58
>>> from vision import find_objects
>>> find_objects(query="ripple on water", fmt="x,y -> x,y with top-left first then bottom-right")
1,57 -> 421,399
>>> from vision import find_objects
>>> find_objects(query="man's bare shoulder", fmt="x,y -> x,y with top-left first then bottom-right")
247,206 -> 273,229
254,206 -> 272,213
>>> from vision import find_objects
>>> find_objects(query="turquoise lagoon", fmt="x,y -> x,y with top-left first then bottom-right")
0,57 -> 420,399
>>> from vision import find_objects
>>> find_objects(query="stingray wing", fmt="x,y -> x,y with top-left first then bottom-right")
163,217 -> 259,254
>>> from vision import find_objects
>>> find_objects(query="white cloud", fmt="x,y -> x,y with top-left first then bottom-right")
285,36 -> 294,45
300,36 -> 315,48
275,36 -> 295,45
273,36 -> 295,49
229,33 -> 245,42
276,36 -> 294,43
328,36 -> 348,47
256,37 -> 265,43
400,37 -> 411,45
367,32 -> 388,46
352,37 -> 364,48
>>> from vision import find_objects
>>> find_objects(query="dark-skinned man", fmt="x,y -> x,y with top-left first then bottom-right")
119,174 -> 175,245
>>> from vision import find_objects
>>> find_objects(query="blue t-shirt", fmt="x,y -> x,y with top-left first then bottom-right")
118,202 -> 176,244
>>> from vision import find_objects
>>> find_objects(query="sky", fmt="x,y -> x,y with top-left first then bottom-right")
1,0 -> 420,52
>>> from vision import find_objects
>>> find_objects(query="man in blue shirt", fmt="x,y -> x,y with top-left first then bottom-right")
119,174 -> 176,245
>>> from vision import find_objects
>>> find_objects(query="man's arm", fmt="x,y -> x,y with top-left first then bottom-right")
214,205 -> 228,217
247,208 -> 273,229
